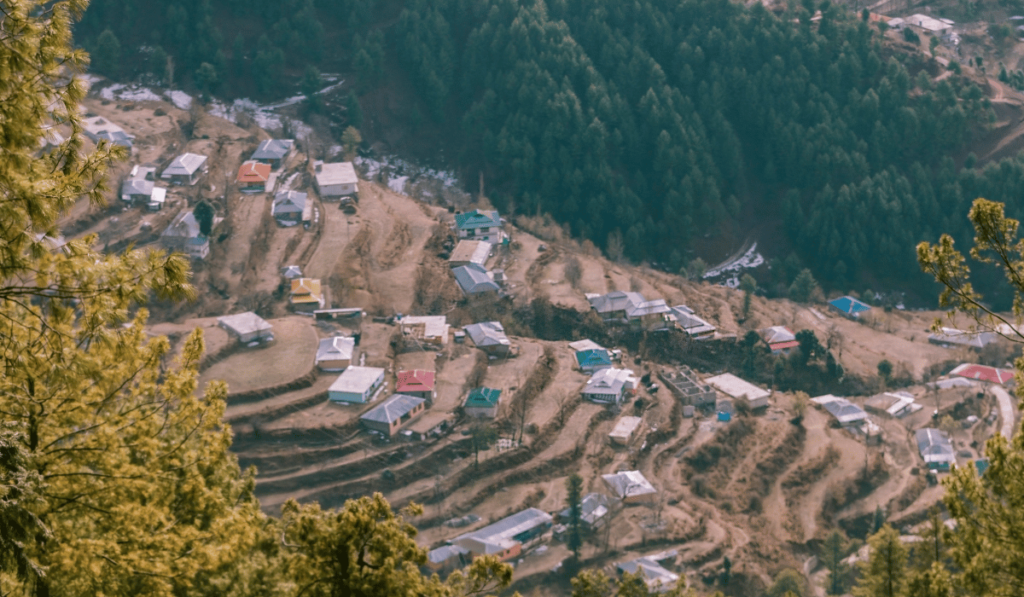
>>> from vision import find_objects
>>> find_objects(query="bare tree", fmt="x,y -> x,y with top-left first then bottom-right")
565,255 -> 583,291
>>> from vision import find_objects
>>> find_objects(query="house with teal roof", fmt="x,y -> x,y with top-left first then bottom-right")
828,295 -> 872,319
454,209 -> 506,244
464,387 -> 502,418
575,348 -> 612,374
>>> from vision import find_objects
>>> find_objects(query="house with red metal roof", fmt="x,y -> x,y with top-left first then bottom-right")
236,160 -> 272,192
949,363 -> 1015,385
758,326 -> 798,354
396,369 -> 435,402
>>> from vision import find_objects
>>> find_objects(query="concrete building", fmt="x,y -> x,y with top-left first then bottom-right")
659,367 -> 716,407
271,190 -> 309,225
218,312 -> 273,344
449,240 -> 492,269
811,395 -> 870,426
453,264 -> 500,295
250,139 -> 294,168
464,387 -> 502,418
328,366 -> 386,404
758,326 -> 798,354
582,368 -> 638,405
315,336 -> 355,371
601,470 -> 657,503
668,305 -> 716,338
396,370 -> 435,402
314,161 -> 358,198
360,394 -> 427,436
705,373 -> 771,409
236,160 -> 272,192
400,315 -> 450,347
451,508 -> 553,561
83,116 -> 133,148
161,153 -> 208,186
609,416 -> 643,445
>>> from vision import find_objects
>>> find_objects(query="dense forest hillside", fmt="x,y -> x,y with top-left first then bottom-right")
77,0 -> 1024,301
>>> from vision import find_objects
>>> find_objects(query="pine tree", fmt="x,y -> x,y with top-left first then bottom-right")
854,524 -> 908,597
566,473 -> 584,560
821,529 -> 850,595
194,200 -> 215,236
92,28 -> 122,77
347,91 -> 364,129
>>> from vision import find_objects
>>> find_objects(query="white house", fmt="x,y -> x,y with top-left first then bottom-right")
315,162 -> 358,198
602,470 -> 657,503
161,153 -> 208,185
217,312 -> 273,344
454,210 -> 506,244
705,373 -> 771,409
160,210 -> 209,259
582,368 -> 638,405
328,366 -> 386,404
316,336 -> 356,372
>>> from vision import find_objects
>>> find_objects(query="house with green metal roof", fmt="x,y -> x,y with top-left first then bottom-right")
454,209 -> 506,244
575,348 -> 612,374
828,295 -> 872,319
464,387 -> 502,418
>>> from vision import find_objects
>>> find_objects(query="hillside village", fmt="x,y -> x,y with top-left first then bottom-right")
54,78 -> 1022,597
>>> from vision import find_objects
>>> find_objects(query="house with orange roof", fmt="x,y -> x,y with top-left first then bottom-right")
236,160 -> 272,192
396,370 -> 435,403
289,277 -> 325,312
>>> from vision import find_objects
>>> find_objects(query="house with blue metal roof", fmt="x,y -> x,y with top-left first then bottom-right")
576,348 -> 612,374
454,209 -> 506,244
829,295 -> 872,319
453,263 -> 500,295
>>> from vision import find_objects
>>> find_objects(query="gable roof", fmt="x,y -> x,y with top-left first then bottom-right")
281,265 -> 303,279
915,428 -> 955,464
397,370 -> 435,393
628,298 -> 670,318
121,178 -> 154,197
272,190 -> 308,215
811,395 -> 869,424
616,556 -> 680,593
360,394 -> 425,425
602,470 -> 656,499
576,348 -> 612,369
949,363 -> 1015,384
670,305 -> 716,334
929,327 -> 997,349
454,209 -> 501,230
162,153 -> 207,177
584,368 -> 637,397
759,326 -> 796,345
217,312 -> 272,336
316,336 -> 355,363
559,492 -> 614,526
289,278 -> 323,304
588,291 -> 646,315
453,264 -> 499,294
237,160 -> 271,183
251,139 -> 294,161
449,240 -> 492,265
329,366 -> 385,394
464,321 -> 510,347
452,508 -> 552,551
465,387 -> 502,408
569,339 -> 605,352
829,295 -> 871,315
161,210 -> 202,239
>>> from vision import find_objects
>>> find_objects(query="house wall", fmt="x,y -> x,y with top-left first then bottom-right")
239,182 -> 265,192
317,357 -> 351,372
465,404 -> 498,418
275,211 -> 301,223
329,374 -> 384,404
458,228 -> 504,244
400,389 -> 433,401
318,182 -> 358,197
583,391 -> 622,404
290,299 -> 321,313
219,324 -> 272,344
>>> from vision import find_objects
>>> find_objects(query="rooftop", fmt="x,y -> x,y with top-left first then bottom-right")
161,210 -> 202,239
929,327 -> 997,349
251,138 -> 294,161
449,240 -> 493,265
705,373 -> 771,402
237,160 -> 271,184
162,153 -> 207,177
329,366 -> 386,394
588,291 -> 646,315
950,363 -> 1015,385
454,209 -> 502,230
669,305 -> 716,335
584,368 -> 637,396
315,162 -> 358,186
915,428 -> 955,464
316,336 -> 355,363
272,190 -> 308,215
829,295 -> 872,315
602,470 -> 657,499
811,395 -> 869,424
400,315 -> 449,340
360,394 -> 425,425
758,326 -> 796,345
559,493 -> 614,526
452,507 -> 552,548
609,416 -> 643,441
218,312 -> 272,336
464,321 -> 510,347
568,339 -> 606,352
465,387 -> 502,408
397,370 -> 435,393
453,264 -> 500,294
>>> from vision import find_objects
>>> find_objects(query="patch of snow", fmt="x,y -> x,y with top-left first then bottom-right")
100,84 -> 161,102
208,97 -> 283,131
388,176 -> 409,194
355,154 -> 460,198
285,117 -> 313,141
164,90 -> 193,110
703,242 -> 765,288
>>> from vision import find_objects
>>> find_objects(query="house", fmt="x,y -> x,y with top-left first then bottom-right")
161,153 -> 208,185
905,13 -> 954,34
582,368 -> 638,405
120,165 -> 157,204
928,327 -> 998,350
315,161 -> 358,198
271,190 -> 309,225
464,387 -> 502,418
218,312 -> 273,345
250,139 -> 294,168
453,264 -> 500,295
609,416 -> 643,445
281,265 -> 303,280
811,395 -> 869,426
360,394 -> 427,436
558,493 -> 616,530
575,347 -> 613,374
451,508 -> 553,561
829,296 -> 872,319
315,336 -> 355,371
449,240 -> 493,269
83,116 -> 134,148
160,210 -> 209,259
705,373 -> 771,409
601,470 -> 657,503
865,391 -> 922,419
758,326 -> 798,354
328,366 -> 386,403
587,291 -> 671,329
146,187 -> 167,211
236,160 -> 272,192
400,315 -> 450,346
616,552 -> 680,593
454,209 -> 506,244
464,321 -> 513,356
659,367 -> 717,407
425,544 -> 469,574
668,305 -> 716,339
289,278 -> 325,312
915,428 -> 956,471
949,363 -> 1015,385
396,370 -> 435,402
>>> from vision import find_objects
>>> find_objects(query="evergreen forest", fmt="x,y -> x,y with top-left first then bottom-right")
76,0 -> 1024,299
